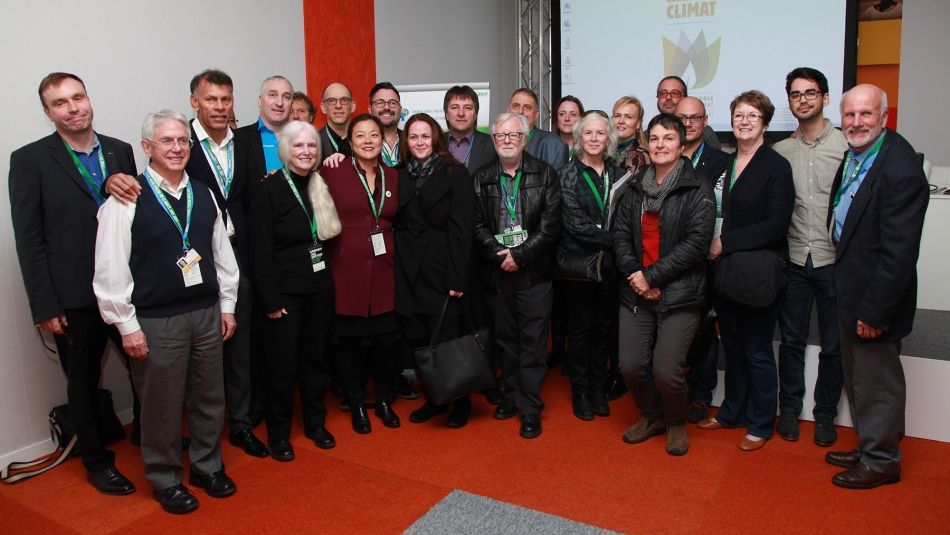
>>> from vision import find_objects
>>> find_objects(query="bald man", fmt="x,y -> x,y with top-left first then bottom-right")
319,82 -> 355,158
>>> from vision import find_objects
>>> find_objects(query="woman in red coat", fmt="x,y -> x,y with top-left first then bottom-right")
321,114 -> 401,434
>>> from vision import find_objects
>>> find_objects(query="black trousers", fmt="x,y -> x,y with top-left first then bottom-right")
336,332 -> 400,407
224,272 -> 253,431
262,290 -> 333,441
563,280 -> 613,396
53,306 -> 136,472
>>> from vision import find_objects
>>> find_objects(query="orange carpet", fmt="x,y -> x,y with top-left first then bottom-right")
2,370 -> 949,534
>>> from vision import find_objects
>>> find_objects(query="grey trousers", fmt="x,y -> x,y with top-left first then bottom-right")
618,303 -> 700,426
132,306 -> 226,491
838,316 -> 905,475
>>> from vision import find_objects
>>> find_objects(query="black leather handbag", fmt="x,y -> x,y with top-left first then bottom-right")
714,249 -> 787,308
413,297 -> 495,406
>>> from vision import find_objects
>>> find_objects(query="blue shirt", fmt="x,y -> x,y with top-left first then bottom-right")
75,135 -> 106,198
258,118 -> 281,173
834,132 -> 885,242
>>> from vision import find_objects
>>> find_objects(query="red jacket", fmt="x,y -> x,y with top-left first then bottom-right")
322,161 -> 398,316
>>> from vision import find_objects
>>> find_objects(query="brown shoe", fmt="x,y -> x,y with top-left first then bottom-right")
825,449 -> 860,468
697,417 -> 723,430
622,418 -> 666,444
739,435 -> 767,451
832,463 -> 900,489
666,425 -> 688,456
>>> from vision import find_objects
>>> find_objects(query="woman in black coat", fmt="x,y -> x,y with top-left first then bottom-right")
394,113 -> 476,428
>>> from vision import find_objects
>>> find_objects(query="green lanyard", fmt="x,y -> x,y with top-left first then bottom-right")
353,157 -> 386,223
143,170 -> 193,252
833,133 -> 886,208
499,171 -> 523,222
581,168 -> 609,214
325,126 -> 340,154
526,128 -> 537,144
200,138 -> 234,199
729,157 -> 740,190
62,140 -> 108,206
381,135 -> 399,167
281,168 -> 317,240
690,143 -> 705,169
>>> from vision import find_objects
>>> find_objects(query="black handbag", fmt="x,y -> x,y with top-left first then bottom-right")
554,246 -> 604,282
714,249 -> 787,308
413,297 -> 496,406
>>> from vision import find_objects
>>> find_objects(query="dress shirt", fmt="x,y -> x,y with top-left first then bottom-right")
69,135 -> 106,199
448,130 -> 475,166
833,132 -> 885,242
93,166 -> 239,335
192,119 -> 236,236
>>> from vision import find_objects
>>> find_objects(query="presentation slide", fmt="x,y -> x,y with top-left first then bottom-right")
560,0 -> 849,132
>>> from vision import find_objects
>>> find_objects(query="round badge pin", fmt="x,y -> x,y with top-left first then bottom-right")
385,190 -> 392,198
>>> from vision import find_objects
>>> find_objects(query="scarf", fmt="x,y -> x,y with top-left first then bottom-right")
408,154 -> 439,190
641,158 -> 685,213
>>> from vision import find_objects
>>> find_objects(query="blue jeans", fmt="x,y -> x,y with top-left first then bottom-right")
778,256 -> 843,419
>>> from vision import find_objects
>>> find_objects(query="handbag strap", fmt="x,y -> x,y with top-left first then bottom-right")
427,295 -> 483,350
1,417 -> 77,484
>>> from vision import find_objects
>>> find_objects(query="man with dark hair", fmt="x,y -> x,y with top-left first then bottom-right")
443,85 -> 495,173
656,76 -> 720,150
773,67 -> 847,446
291,91 -> 316,123
507,87 -> 568,171
369,81 -> 403,167
319,82 -> 355,158
10,72 -> 139,496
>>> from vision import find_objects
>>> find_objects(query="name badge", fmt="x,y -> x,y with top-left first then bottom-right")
371,229 -> 387,256
177,248 -> 203,287
494,225 -> 528,247
309,243 -> 326,272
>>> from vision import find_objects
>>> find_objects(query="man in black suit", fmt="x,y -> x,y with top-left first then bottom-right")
674,96 -> 729,424
824,84 -> 929,489
9,72 -> 138,495
443,85 -> 495,173
237,75 -> 294,182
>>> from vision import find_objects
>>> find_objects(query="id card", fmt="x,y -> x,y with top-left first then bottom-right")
494,225 -> 528,247
177,248 -> 203,287
371,230 -> 387,256
309,243 -> 326,272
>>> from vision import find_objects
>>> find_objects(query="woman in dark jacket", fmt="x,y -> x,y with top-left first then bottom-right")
394,113 -> 476,428
249,120 -> 341,461
698,91 -> 794,451
556,110 -> 622,420
613,113 -> 715,456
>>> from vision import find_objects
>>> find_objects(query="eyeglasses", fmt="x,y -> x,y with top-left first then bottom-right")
323,97 -> 352,106
676,114 -> 706,124
145,137 -> 193,148
788,89 -> 822,102
656,90 -> 683,99
492,132 -> 524,141
371,99 -> 400,108
732,112 -> 763,123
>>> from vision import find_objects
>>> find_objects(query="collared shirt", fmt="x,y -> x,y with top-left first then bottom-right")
93,166 -> 239,335
257,118 -> 281,173
448,130 -> 475,166
833,131 -> 886,242
774,119 -> 848,267
192,119 -> 236,236
69,134 -> 106,197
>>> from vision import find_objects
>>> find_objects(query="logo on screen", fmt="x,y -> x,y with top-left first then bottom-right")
662,30 -> 721,89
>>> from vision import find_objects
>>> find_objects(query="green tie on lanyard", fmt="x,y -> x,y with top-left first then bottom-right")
833,132 -> 886,208
63,140 -> 108,206
281,168 -> 318,240
353,157 -> 386,223
143,170 -> 193,252
499,171 -> 523,222
581,168 -> 609,214
200,138 -> 234,199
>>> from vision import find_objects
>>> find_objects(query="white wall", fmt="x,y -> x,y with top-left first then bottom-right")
898,1 -> 949,164
0,0 -> 305,466
373,0 -> 519,125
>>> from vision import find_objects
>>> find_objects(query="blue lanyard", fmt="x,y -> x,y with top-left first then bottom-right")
144,170 -> 193,252
200,138 -> 234,198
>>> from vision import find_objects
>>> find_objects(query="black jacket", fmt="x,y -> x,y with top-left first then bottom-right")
556,158 -> 622,282
613,158 -> 715,312
472,152 -> 561,287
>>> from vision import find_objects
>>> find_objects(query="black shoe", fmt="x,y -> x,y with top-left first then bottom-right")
777,412 -> 800,441
686,401 -> 710,424
814,415 -> 838,447
154,484 -> 198,514
307,427 -> 336,449
605,372 -> 627,401
375,401 -> 401,428
86,467 -> 136,496
268,440 -> 295,462
572,393 -> 594,421
832,463 -> 900,490
591,392 -> 610,417
493,400 -> 517,420
410,402 -> 449,423
482,387 -> 504,406
188,469 -> 236,498
825,448 -> 861,469
397,375 -> 419,400
229,428 -> 269,458
519,414 -> 542,439
446,397 -> 471,428
351,405 -> 372,434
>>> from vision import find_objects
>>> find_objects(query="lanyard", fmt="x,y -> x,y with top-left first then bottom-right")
353,157 -> 386,223
325,125 -> 340,154
729,157 -> 740,190
461,136 -> 474,165
499,170 -> 523,222
281,168 -> 317,240
381,134 -> 399,167
526,128 -> 537,144
833,133 -> 886,208
581,168 -> 609,214
690,143 -> 705,169
63,140 -> 108,206
200,138 -> 234,198
144,170 -> 193,252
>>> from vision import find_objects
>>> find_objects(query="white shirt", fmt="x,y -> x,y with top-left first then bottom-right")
192,118 -> 236,236
93,166 -> 239,335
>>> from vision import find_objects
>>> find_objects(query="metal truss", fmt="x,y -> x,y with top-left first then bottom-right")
518,0 -> 553,129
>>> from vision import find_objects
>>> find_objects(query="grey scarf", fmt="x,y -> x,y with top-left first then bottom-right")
641,158 -> 685,213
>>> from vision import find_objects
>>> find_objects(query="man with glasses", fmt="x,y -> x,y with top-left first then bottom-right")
773,68 -> 848,447
369,82 -> 404,167
319,82 -> 355,158
472,112 -> 561,439
656,76 -> 720,150
238,75 -> 294,180
10,72 -> 139,496
507,87 -> 568,171
673,96 -> 729,424
94,109 -> 240,513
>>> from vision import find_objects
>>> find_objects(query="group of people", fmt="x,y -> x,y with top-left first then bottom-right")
9,66 -> 928,515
